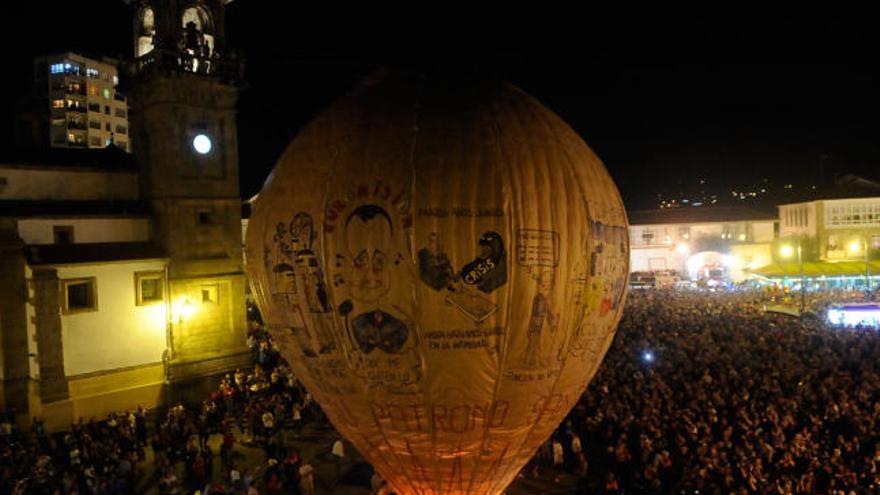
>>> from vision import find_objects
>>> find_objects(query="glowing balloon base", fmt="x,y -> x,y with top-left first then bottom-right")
246,70 -> 629,495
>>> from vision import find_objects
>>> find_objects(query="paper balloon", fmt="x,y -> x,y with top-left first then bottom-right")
246,70 -> 629,495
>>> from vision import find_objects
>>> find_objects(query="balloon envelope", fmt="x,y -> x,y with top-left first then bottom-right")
246,70 -> 629,495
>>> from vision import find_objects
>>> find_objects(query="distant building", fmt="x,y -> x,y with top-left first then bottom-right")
628,206 -> 778,282
32,53 -> 131,152
778,196 -> 880,261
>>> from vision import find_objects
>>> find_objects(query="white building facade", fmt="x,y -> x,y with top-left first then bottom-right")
629,207 -> 778,282
779,197 -> 880,261
0,149 -> 168,429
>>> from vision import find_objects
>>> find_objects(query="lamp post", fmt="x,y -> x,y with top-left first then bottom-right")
780,238 -> 805,315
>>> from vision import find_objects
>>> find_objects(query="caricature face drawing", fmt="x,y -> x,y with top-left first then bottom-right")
290,212 -> 314,253
344,205 -> 393,304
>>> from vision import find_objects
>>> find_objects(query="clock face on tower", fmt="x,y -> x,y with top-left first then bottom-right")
182,128 -> 223,179
193,134 -> 213,154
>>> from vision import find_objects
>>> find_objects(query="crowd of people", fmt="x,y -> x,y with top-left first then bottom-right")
540,289 -> 880,494
0,324 -> 343,495
3,288 -> 880,494
1,407 -> 148,494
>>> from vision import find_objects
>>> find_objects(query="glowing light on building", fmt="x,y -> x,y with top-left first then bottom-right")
173,298 -> 196,321
827,304 -> 880,328
779,245 -> 794,258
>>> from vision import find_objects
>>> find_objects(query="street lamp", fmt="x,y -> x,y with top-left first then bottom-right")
779,238 -> 805,315
849,238 -> 871,293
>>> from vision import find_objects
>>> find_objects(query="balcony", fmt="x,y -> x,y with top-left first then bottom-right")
53,85 -> 86,96
128,48 -> 244,85
67,121 -> 88,130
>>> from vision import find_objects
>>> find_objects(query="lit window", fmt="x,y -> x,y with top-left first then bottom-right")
113,75 -> 119,86
62,278 -> 97,314
51,63 -> 64,74
68,133 -> 76,143
52,99 -> 64,109
102,88 -> 111,99
88,86 -> 97,96
135,271 -> 164,306
87,68 -> 99,78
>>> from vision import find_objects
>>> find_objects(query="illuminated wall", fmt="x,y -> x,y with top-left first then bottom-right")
728,243 -> 774,282
58,260 -> 167,376
778,201 -> 818,237
630,219 -> 777,277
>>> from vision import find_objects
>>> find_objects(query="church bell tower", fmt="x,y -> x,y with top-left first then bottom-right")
125,0 -> 249,387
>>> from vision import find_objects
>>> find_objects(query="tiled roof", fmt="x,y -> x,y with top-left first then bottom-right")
628,206 -> 778,226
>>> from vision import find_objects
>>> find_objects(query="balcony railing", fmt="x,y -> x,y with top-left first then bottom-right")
128,48 -> 244,85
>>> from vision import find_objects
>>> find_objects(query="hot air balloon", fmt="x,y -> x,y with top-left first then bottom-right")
246,70 -> 629,495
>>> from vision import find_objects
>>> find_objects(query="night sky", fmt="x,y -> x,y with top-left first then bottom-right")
5,6 -> 880,209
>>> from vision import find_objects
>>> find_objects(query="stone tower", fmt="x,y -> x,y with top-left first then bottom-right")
125,0 -> 249,388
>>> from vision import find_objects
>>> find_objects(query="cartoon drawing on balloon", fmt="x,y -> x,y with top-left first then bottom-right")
589,220 -> 628,314
459,231 -> 508,293
337,205 -> 409,353
287,212 -> 337,355
289,213 -> 331,313
266,222 -> 297,306
563,220 -> 627,361
416,231 -> 505,323
332,201 -> 421,392
561,261 -> 592,360
270,262 -> 297,307
519,268 -> 559,368
417,232 -> 455,291
351,309 -> 409,354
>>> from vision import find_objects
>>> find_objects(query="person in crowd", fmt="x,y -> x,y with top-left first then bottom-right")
4,287 -> 880,494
